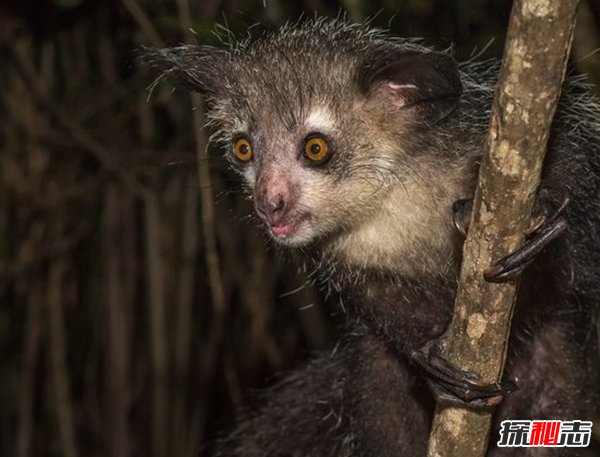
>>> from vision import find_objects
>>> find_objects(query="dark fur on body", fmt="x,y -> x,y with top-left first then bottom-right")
144,19 -> 600,456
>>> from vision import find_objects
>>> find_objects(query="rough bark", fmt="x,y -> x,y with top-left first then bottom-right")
426,1 -> 579,456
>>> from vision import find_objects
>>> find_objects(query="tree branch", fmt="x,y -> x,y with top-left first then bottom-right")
426,0 -> 579,456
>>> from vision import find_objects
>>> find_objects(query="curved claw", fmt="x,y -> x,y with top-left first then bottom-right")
452,198 -> 473,237
411,339 -> 518,410
525,191 -> 569,235
484,217 -> 568,283
524,214 -> 547,236
452,191 -> 570,284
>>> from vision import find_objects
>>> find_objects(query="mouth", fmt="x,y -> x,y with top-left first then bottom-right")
267,214 -> 311,244
271,224 -> 295,236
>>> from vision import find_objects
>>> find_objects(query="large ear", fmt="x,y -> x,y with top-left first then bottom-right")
360,50 -> 462,124
140,45 -> 230,94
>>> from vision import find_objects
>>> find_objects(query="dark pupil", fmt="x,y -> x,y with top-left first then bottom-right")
310,143 -> 321,155
239,144 -> 249,155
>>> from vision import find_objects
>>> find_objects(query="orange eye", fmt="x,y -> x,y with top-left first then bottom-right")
303,135 -> 330,163
234,137 -> 253,162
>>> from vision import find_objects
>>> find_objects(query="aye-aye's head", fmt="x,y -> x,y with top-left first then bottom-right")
145,19 -> 475,271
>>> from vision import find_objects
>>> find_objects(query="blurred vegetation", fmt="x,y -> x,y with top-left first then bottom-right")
0,1 -> 598,456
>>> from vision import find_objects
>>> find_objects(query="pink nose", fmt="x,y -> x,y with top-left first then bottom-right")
254,173 -> 293,226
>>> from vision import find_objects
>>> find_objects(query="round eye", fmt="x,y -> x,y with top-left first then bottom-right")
303,135 -> 330,163
234,137 -> 253,162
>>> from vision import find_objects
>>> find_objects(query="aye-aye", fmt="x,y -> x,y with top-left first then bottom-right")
144,18 -> 600,457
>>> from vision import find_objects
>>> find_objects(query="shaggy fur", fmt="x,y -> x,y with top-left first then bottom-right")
144,18 -> 600,456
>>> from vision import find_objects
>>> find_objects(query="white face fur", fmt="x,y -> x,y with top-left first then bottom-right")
230,103 -> 471,276
234,105 -> 363,246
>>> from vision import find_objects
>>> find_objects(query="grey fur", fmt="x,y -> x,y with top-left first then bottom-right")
143,18 -> 600,456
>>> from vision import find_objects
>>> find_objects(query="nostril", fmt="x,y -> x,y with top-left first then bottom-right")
262,195 -> 285,215
256,194 -> 286,222
270,195 -> 285,214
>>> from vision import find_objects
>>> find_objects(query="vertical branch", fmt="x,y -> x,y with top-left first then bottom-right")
171,174 -> 199,457
143,190 -> 169,457
17,277 -> 43,457
139,87 -> 169,456
98,17 -> 131,457
48,255 -> 79,457
103,183 -> 131,457
8,32 -> 47,457
427,0 -> 579,456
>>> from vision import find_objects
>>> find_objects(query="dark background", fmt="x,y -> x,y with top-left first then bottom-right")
1,1 -> 599,457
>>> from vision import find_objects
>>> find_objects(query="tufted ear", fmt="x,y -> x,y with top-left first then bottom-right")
140,45 -> 230,94
360,50 -> 463,124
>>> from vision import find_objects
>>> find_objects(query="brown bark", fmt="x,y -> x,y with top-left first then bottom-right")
426,1 -> 579,456
104,184 -> 131,457
48,256 -> 79,457
17,277 -> 42,457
